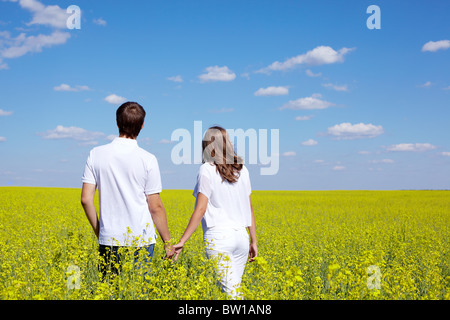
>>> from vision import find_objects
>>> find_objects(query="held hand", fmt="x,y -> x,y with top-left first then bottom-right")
172,242 -> 185,261
248,242 -> 258,262
163,240 -> 175,260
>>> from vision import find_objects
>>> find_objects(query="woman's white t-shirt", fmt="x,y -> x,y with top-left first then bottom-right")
193,162 -> 252,231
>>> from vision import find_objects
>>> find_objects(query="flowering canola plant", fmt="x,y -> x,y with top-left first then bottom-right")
0,188 -> 448,300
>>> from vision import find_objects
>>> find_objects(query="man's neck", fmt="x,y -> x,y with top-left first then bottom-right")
119,135 -> 137,140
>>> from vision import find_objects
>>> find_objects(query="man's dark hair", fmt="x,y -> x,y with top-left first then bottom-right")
116,102 -> 146,139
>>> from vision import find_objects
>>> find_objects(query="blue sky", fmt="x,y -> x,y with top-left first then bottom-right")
0,0 -> 449,190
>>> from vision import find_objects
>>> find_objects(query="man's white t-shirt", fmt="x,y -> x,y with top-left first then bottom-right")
82,137 -> 162,247
193,162 -> 252,231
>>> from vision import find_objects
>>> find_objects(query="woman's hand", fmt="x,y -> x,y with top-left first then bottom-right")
173,242 -> 185,261
248,242 -> 258,262
247,195 -> 257,262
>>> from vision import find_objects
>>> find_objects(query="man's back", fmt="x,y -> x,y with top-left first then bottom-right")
82,137 -> 162,246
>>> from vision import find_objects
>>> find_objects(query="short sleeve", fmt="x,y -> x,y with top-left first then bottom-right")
81,151 -> 96,185
193,166 -> 212,199
144,156 -> 163,195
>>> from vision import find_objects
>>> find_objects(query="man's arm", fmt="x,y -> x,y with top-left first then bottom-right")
146,193 -> 173,257
81,183 -> 99,239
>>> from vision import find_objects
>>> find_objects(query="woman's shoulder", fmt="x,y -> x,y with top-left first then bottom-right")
198,162 -> 216,174
240,164 -> 249,176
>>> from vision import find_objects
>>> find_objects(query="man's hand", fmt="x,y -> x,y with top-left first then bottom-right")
164,240 -> 175,259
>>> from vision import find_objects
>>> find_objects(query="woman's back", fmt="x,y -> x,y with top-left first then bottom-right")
173,125 -> 258,300
194,162 -> 252,231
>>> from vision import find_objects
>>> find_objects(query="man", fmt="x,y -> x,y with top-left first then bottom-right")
81,101 -> 173,278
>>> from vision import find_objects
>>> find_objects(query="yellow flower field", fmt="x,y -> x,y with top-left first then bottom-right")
0,187 -> 448,300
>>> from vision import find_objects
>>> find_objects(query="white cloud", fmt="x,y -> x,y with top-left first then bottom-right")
305,69 -> 321,77
282,151 -> 296,157
105,134 -> 117,141
0,109 -> 13,116
322,83 -> 349,92
104,94 -> 127,105
295,115 -> 313,121
1,30 -> 70,59
78,141 -> 98,146
418,81 -> 432,88
327,122 -> 384,140
443,86 -> 450,91
77,85 -> 90,91
138,137 -> 152,145
0,1 -> 71,68
258,46 -> 355,73
167,75 -> 183,83
422,40 -> 450,52
333,165 -> 346,171
441,152 -> 450,157
369,159 -> 394,164
93,18 -> 107,26
198,66 -> 236,83
158,139 -> 174,144
358,151 -> 371,155
53,84 -> 90,92
38,125 -> 105,142
281,93 -> 334,110
0,57 -> 8,70
9,0 -> 69,29
301,139 -> 318,146
0,136 -> 6,142
254,86 -> 289,96
386,143 -> 437,152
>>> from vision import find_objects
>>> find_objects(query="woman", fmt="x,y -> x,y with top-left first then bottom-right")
173,126 -> 258,299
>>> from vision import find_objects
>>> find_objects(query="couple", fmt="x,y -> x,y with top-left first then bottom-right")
80,102 -> 257,299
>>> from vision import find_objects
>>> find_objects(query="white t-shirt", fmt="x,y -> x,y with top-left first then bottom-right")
82,137 -> 162,247
193,162 -> 252,231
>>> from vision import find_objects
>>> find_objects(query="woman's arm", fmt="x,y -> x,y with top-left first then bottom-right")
173,192 -> 208,261
247,195 -> 258,262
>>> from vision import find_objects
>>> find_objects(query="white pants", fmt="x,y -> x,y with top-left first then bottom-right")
203,227 -> 249,299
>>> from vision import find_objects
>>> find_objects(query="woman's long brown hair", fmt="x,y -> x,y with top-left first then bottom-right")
202,126 -> 243,183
